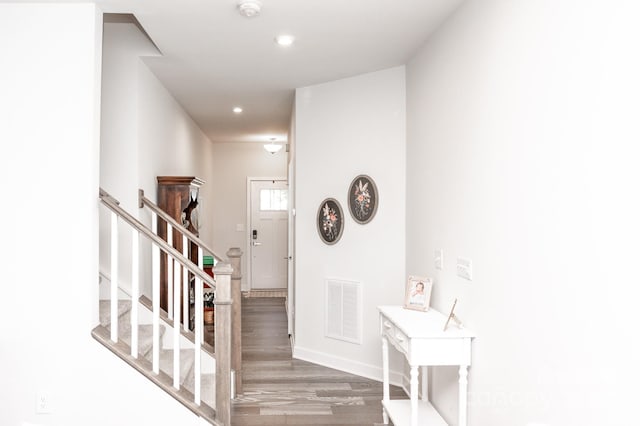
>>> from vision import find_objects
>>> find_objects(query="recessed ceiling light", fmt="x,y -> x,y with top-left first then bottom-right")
233,107 -> 243,114
275,35 -> 295,47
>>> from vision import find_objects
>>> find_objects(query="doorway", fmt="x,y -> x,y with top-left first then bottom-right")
248,178 -> 288,290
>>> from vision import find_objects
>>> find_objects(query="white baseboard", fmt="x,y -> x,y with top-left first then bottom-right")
292,345 -> 405,388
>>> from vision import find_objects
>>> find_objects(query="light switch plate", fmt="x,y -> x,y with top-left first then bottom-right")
456,257 -> 472,281
435,249 -> 444,270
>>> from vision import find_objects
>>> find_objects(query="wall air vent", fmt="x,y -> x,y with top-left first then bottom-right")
325,278 -> 362,344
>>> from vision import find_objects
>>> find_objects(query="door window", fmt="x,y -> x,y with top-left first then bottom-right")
260,189 -> 288,211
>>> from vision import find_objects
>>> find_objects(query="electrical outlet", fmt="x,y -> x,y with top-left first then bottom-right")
36,391 -> 52,414
435,249 -> 444,270
456,257 -> 472,281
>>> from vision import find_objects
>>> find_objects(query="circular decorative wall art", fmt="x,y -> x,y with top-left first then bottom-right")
348,174 -> 378,224
317,198 -> 344,245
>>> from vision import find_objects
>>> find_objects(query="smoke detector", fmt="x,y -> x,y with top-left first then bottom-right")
237,0 -> 263,18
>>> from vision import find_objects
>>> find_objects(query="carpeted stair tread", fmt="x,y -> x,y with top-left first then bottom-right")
99,299 -> 132,326
150,348 -> 196,385
100,299 -> 166,356
183,371 -> 216,408
96,297 -> 217,413
90,325 -> 217,423
105,322 -> 164,357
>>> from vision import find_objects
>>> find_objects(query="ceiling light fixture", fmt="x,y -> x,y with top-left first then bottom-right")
233,106 -> 243,114
264,138 -> 283,154
275,35 -> 295,47
237,0 -> 262,18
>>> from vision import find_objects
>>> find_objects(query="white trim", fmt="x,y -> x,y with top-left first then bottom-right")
292,344 -> 405,388
245,176 -> 287,292
287,159 -> 295,338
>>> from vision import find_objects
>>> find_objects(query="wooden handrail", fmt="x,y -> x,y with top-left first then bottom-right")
138,189 -> 226,264
98,188 -> 221,298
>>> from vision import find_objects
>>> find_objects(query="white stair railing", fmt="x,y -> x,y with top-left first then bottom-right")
99,188 -> 232,424
138,189 -> 243,396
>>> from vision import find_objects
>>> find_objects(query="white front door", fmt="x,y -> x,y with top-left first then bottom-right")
250,179 -> 288,290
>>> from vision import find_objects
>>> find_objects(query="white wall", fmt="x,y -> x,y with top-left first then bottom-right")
294,67 -> 406,378
406,1 -> 640,425
210,142 -> 288,289
101,20 -> 216,296
0,4 -> 211,426
99,20 -> 160,296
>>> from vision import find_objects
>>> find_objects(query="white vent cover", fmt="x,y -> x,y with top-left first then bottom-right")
325,278 -> 362,344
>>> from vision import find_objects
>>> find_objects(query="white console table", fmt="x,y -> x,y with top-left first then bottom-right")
378,305 -> 475,426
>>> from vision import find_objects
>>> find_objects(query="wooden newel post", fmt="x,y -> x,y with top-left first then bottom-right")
214,262 -> 232,426
226,247 -> 243,396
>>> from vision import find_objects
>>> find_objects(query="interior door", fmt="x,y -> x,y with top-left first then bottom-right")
250,179 -> 288,290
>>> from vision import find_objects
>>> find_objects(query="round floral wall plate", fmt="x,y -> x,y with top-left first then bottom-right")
348,174 -> 378,224
317,198 -> 344,245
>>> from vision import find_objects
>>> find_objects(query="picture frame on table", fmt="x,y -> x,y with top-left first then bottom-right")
404,275 -> 433,312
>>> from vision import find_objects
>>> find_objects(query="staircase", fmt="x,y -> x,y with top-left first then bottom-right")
93,299 -> 217,419
95,188 -> 242,426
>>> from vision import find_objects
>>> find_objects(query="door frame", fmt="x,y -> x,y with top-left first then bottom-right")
246,176 -> 288,292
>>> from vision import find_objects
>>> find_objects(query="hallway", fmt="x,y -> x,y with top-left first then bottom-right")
231,296 -> 404,425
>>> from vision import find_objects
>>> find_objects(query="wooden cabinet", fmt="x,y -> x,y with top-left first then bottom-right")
157,176 -> 204,329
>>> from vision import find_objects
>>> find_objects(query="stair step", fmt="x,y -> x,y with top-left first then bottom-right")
91,325 -> 217,423
97,297 -> 216,411
152,348 -> 196,385
138,294 -> 216,357
104,322 -> 165,357
99,299 -> 132,326
183,370 -> 216,408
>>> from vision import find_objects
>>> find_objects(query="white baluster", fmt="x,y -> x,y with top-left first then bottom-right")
194,246 -> 203,404
198,247 -> 203,343
173,253 -> 181,389
152,213 -> 160,374
183,235 -> 189,332
131,230 -> 139,358
110,212 -> 118,343
167,224 -> 173,320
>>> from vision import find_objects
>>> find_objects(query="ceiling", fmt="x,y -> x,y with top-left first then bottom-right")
98,0 -> 464,145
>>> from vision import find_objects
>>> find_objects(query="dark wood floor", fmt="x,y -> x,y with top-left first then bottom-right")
229,296 -> 404,426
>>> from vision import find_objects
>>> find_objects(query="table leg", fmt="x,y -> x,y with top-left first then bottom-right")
381,336 -> 389,424
410,365 -> 419,426
421,365 -> 428,402
459,365 -> 469,426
